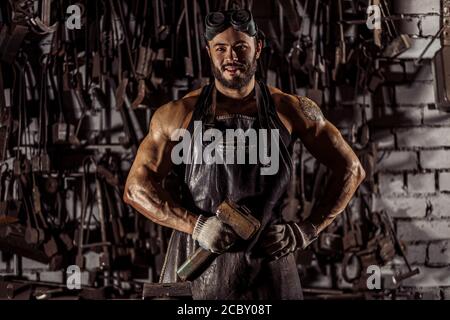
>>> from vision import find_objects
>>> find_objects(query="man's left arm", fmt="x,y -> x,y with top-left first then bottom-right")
258,94 -> 365,260
291,96 -> 366,242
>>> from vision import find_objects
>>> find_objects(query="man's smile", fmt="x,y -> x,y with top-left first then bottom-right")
223,64 -> 244,76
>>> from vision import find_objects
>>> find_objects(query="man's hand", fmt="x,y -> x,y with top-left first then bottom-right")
259,222 -> 318,260
192,215 -> 239,253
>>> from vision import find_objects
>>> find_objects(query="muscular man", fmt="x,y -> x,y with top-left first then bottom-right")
124,9 -> 365,299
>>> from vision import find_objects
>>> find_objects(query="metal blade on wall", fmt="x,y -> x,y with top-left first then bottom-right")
434,0 -> 450,111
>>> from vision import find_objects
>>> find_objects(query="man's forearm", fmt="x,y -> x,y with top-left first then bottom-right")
306,162 -> 365,235
123,166 -> 198,234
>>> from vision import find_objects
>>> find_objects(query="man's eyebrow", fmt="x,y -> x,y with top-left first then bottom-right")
213,40 -> 249,47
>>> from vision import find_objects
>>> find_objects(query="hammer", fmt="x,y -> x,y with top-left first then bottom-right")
381,211 -> 420,284
177,200 -> 260,282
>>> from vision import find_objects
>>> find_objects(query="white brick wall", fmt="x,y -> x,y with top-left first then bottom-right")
395,82 -> 436,104
406,244 -> 428,264
373,129 -> 396,149
326,106 -> 363,128
38,271 -> 63,283
428,195 -> 450,218
373,196 -> 427,218
397,220 -> 450,242
408,173 -> 436,194
377,151 -> 418,171
379,173 -> 406,194
366,1 -> 448,298
393,0 -> 440,14
373,106 -> 422,126
439,172 -> 450,191
397,128 -> 450,148
388,62 -> 434,81
406,62 -> 434,81
22,258 -> 48,271
423,107 -> 450,125
398,16 -> 441,37
402,266 -> 450,287
421,150 -> 450,169
429,241 -> 450,265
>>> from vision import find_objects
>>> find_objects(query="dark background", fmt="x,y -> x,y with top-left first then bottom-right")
0,0 -> 449,300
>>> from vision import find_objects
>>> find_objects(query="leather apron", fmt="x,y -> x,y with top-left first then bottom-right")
160,81 -> 303,300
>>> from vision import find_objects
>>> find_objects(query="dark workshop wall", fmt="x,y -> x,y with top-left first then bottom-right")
0,0 -> 449,299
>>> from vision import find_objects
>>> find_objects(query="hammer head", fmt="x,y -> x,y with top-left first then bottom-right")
392,268 -> 420,284
176,199 -> 261,282
216,199 -> 260,240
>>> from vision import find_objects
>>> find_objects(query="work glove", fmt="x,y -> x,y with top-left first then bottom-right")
192,215 -> 239,254
259,221 -> 318,260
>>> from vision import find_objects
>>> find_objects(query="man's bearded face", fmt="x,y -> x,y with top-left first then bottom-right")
210,52 -> 258,90
208,27 -> 261,89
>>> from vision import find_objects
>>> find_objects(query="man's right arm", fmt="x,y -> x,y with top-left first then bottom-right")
123,101 -> 198,234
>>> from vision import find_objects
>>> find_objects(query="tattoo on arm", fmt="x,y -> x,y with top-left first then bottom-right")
297,96 -> 324,122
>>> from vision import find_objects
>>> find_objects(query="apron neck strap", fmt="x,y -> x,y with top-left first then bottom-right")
198,80 -> 273,128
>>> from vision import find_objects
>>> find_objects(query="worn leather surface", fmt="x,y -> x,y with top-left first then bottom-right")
160,81 -> 303,300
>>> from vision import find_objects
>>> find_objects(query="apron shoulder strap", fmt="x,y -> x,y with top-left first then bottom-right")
256,80 -> 277,117
191,83 -> 214,122
185,83 -> 214,134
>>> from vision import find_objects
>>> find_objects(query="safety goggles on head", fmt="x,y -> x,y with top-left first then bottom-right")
204,9 -> 258,41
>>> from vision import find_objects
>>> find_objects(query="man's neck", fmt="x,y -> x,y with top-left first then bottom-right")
214,77 -> 255,100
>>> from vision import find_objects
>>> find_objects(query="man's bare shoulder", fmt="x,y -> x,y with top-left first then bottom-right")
268,86 -> 298,109
268,86 -> 324,122
152,88 -> 202,134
